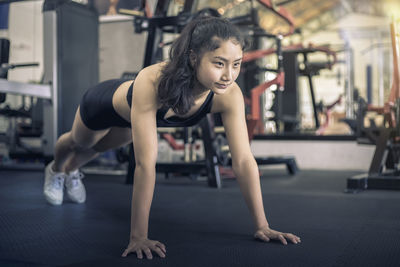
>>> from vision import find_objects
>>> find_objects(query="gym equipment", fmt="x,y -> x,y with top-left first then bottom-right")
243,35 -> 286,137
218,0 -> 295,37
207,0 -> 299,174
223,2 -> 299,174
157,116 -> 224,187
0,77 -> 51,100
0,37 -> 10,103
241,37 -> 338,134
315,94 -> 343,135
120,0 -> 214,67
217,0 -> 292,136
223,1 -> 337,136
42,0 -> 99,161
275,45 -> 338,133
0,38 -> 49,165
346,19 -> 400,192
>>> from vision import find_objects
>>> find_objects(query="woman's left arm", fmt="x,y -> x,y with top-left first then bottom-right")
220,84 -> 301,245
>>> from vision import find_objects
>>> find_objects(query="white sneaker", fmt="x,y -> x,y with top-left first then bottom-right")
44,161 -> 66,205
65,170 -> 86,204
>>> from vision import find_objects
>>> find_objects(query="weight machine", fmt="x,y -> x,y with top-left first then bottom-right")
0,37 -> 51,166
346,19 -> 400,192
226,0 -> 299,173
0,0 -> 98,167
41,0 -> 99,161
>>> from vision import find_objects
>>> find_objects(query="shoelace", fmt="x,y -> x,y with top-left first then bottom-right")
69,172 -> 84,188
52,176 -> 64,190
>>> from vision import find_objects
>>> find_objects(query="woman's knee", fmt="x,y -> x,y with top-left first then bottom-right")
59,131 -> 92,152
56,132 -> 78,150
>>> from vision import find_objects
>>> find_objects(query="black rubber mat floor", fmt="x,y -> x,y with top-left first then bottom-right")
0,168 -> 399,266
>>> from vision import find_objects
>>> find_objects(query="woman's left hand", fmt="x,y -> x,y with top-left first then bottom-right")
254,225 -> 301,245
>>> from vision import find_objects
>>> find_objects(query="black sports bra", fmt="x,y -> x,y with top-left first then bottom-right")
127,83 -> 214,127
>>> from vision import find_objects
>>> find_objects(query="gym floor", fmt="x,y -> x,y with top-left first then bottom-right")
0,168 -> 399,267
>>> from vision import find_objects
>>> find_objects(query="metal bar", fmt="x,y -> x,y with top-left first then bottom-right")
143,21 -> 157,67
0,0 -> 41,3
275,0 -> 296,6
0,78 -> 51,99
182,0 -> 195,13
200,115 -> 221,188
126,143 -> 135,184
306,73 -> 320,128
346,172 -> 400,192
368,128 -> 390,175
42,9 -> 58,157
345,44 -> 354,119
366,65 -> 372,104
1,62 -> 39,69
378,37 -> 384,106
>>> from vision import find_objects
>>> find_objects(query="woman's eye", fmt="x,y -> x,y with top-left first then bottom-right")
214,62 -> 224,67
233,62 -> 241,68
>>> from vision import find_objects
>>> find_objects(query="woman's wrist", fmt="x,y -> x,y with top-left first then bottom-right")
130,233 -> 148,240
130,224 -> 148,240
255,220 -> 269,230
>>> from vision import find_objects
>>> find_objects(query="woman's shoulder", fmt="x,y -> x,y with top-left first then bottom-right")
133,62 -> 169,104
134,62 -> 167,91
140,62 -> 167,81
221,82 -> 243,101
212,82 -> 243,113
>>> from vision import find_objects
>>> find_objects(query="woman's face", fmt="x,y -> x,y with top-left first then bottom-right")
195,39 -> 243,95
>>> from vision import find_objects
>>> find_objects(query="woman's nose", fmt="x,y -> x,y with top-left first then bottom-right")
221,67 -> 232,82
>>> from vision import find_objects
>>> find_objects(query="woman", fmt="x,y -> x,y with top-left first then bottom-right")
43,16 -> 301,259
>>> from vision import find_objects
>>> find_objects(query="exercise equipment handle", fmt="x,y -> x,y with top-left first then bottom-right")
1,62 -> 39,71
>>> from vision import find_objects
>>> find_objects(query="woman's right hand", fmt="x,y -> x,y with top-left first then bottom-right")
122,237 -> 166,259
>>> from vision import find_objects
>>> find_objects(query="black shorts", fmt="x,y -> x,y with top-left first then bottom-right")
79,79 -> 131,130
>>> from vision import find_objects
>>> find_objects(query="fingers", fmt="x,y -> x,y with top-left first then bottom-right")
152,245 -> 166,258
143,248 -> 153,259
255,231 -> 270,242
136,249 -> 144,259
155,241 -> 167,254
255,228 -> 301,246
122,247 -> 145,258
284,233 -> 301,244
278,234 -> 288,245
121,249 -> 129,257
122,241 -> 167,259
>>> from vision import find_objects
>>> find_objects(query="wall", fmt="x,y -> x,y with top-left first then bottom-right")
98,15 -> 146,81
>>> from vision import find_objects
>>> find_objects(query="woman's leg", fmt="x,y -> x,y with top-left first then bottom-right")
60,124 -> 132,173
44,107 -> 112,205
53,106 -> 109,173
92,126 -> 132,153
60,125 -> 131,204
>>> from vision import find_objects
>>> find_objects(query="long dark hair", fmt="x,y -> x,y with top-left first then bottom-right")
157,16 -> 246,115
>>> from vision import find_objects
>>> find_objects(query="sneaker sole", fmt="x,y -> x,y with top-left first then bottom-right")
45,195 -> 63,205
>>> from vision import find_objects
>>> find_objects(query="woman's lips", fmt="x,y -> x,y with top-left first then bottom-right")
215,83 -> 229,89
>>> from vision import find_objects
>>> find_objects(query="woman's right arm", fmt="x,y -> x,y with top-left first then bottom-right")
122,68 -> 166,259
